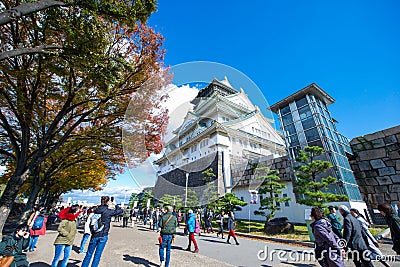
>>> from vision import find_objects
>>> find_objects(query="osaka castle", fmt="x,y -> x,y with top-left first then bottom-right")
153,77 -> 286,211
153,77 -> 368,223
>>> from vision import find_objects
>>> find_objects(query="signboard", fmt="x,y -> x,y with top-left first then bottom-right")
250,191 -> 258,204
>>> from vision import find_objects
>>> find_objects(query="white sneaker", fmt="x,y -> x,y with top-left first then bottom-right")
159,261 -> 165,267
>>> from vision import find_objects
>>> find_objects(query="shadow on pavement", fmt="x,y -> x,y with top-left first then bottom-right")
30,262 -> 50,267
30,260 -> 81,267
171,245 -> 184,250
200,238 -> 228,244
122,254 -> 159,266
280,262 -> 315,267
71,245 -> 81,253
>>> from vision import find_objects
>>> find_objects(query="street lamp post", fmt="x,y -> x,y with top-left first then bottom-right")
123,189 -> 128,205
185,172 -> 189,207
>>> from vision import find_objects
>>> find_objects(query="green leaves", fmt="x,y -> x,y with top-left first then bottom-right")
294,146 -> 348,208
255,167 -> 290,221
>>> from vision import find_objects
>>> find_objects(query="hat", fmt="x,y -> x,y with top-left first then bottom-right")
188,209 -> 193,214
338,205 -> 350,213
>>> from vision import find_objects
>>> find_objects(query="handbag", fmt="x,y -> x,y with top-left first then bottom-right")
0,255 -> 14,267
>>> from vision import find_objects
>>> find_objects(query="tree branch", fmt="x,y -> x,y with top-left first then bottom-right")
0,0 -> 68,26
0,45 -> 64,61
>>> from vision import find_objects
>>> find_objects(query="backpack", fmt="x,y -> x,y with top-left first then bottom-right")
32,215 -> 45,230
89,213 -> 104,234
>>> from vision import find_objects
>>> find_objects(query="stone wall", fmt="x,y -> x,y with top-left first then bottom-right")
348,125 -> 400,209
231,155 -> 293,188
153,152 -> 224,205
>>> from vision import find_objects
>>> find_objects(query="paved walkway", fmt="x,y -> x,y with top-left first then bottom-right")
26,222 -> 399,267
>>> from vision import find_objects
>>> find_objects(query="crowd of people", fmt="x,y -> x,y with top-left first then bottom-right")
0,196 -> 240,267
0,198 -> 398,267
310,204 -> 400,267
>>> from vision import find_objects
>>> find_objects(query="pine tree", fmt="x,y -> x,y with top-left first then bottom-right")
294,146 -> 348,208
216,193 -> 247,213
201,168 -> 219,208
254,167 -> 290,222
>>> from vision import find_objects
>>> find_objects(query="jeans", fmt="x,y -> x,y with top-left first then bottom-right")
80,233 -> 90,252
51,244 -> 72,267
159,234 -> 172,267
82,235 -> 109,267
29,235 -> 39,251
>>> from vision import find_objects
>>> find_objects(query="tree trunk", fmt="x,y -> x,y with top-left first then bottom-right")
20,181 -> 42,223
0,170 -> 30,235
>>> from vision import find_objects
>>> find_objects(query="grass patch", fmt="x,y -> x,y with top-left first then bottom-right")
369,226 -> 387,237
225,220 -> 311,242
211,220 -> 387,242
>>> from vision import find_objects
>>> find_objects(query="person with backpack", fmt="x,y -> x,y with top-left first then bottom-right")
185,209 -> 199,253
158,206 -> 178,267
51,205 -> 80,267
79,208 -> 94,254
0,224 -> 30,267
81,196 -> 123,267
27,209 -> 47,252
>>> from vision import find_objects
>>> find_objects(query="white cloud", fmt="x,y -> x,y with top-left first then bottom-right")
162,84 -> 198,142
62,186 -> 139,205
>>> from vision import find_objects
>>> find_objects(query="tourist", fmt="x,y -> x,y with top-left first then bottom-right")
0,224 -> 30,267
310,207 -> 345,267
122,207 -> 131,228
185,209 -> 199,253
79,208 -> 94,254
350,208 -> 390,266
216,211 -> 225,239
153,207 -> 161,232
27,208 -> 47,252
378,204 -> 400,255
158,206 -> 178,267
109,197 -> 116,222
51,204 -> 80,267
339,205 -> 374,267
226,211 -> 239,245
195,211 -> 201,236
81,196 -> 123,267
205,210 -> 214,233
327,206 -> 343,239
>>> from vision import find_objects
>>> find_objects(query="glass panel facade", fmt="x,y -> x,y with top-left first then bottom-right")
282,113 -> 293,126
278,94 -> 362,201
304,127 -> 319,142
301,117 -> 316,130
295,97 -> 308,108
281,105 -> 291,116
285,124 -> 296,135
298,106 -> 312,120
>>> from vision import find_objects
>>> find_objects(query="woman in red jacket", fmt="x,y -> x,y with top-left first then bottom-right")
28,210 -> 48,252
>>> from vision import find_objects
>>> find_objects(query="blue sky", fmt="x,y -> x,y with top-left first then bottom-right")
64,1 -> 400,202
